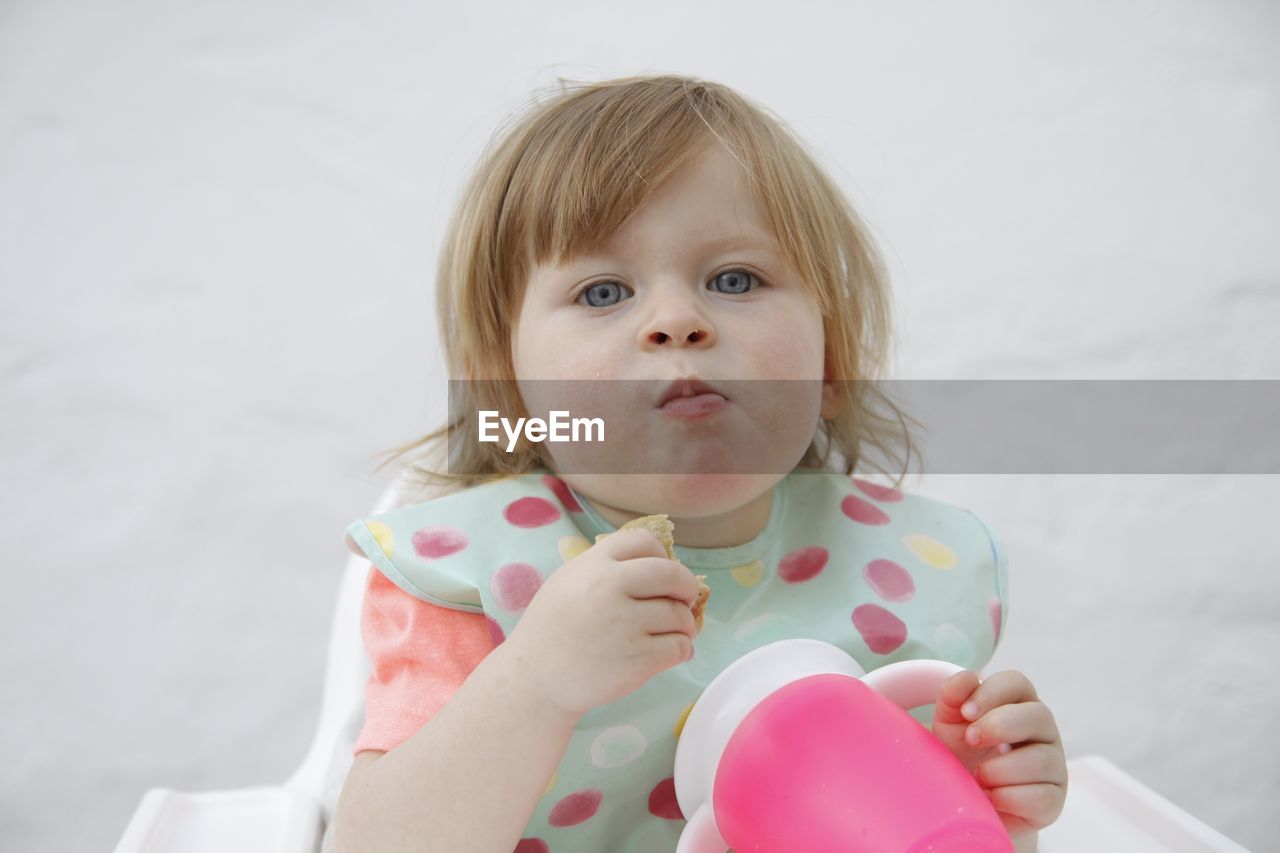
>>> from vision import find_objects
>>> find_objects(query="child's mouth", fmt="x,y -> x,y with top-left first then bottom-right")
658,393 -> 728,418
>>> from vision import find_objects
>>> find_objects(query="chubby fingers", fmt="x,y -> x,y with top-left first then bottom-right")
935,669 -> 982,725
938,669 -> 1058,749
957,669 -> 1037,722
964,699 -> 1060,750
618,557 -> 703,609
986,782 -> 1066,831
974,744 -> 1068,830
962,674 -> 1060,750
961,670 -> 1038,718
973,743 -> 1068,789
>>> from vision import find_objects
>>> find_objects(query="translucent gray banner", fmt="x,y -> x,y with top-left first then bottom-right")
444,380 -> 1279,475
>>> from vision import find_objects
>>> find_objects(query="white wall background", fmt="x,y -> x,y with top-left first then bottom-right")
2,1 -> 1276,850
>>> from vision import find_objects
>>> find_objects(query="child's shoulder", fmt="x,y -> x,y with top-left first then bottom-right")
346,467 -> 579,612
364,467 -> 583,542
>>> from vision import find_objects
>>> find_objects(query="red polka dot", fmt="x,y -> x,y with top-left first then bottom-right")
504,496 -> 562,528
485,615 -> 506,646
853,478 -> 904,502
841,495 -> 890,525
863,559 -> 915,602
542,474 -> 583,512
491,563 -> 543,613
852,603 -> 908,654
990,598 -> 1003,645
548,789 -> 603,827
777,546 -> 829,583
513,840 -> 548,853
411,526 -> 468,559
648,777 -> 684,820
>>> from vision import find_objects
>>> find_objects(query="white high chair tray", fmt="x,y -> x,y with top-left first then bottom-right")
1037,755 -> 1248,852
115,786 -> 322,853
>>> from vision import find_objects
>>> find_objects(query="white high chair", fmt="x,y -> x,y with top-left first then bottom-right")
115,476 -> 410,853
115,476 -> 1252,853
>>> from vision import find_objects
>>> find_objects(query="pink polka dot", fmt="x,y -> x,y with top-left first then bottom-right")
542,474 -> 583,512
513,840 -> 548,853
411,526 -> 469,559
852,603 -> 908,654
491,563 -> 543,613
864,559 -> 915,602
648,777 -> 684,820
841,495 -> 891,525
853,478 -> 904,502
548,789 -> 603,827
777,546 -> 829,583
485,615 -> 506,646
990,598 -> 1003,645
504,496 -> 562,528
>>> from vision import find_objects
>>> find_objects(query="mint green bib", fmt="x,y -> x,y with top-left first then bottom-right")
345,467 -> 1009,852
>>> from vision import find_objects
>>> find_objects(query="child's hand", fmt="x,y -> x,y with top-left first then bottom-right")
933,669 -> 1067,838
502,527 -> 704,718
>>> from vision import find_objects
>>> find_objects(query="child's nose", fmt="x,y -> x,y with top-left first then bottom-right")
647,325 -> 713,347
638,281 -> 718,348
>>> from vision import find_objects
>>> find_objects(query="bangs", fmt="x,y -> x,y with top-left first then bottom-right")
502,81 -> 722,268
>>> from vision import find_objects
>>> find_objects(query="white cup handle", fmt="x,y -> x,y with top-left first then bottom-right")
860,658 -> 965,711
676,802 -> 730,853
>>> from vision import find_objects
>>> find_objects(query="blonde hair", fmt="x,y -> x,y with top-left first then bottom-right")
370,74 -> 922,501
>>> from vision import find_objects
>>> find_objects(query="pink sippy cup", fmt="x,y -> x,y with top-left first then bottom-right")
673,638 -> 1013,853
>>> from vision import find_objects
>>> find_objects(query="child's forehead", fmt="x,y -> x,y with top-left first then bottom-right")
541,229 -> 785,271
525,142 -> 785,265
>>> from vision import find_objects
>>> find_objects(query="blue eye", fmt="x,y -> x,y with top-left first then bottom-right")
579,281 -> 632,307
710,269 -> 758,294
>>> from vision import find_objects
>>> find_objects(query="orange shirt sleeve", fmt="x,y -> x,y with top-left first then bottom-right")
352,565 -> 497,756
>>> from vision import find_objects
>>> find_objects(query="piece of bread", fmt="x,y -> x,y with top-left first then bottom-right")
596,513 -> 711,633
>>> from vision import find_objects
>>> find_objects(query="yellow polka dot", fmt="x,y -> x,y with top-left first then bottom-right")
902,533 -> 957,569
730,559 -> 764,587
674,701 -> 695,740
558,535 -> 591,562
543,768 -> 557,797
367,521 -> 395,556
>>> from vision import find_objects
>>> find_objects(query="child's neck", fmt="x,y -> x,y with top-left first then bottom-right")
584,486 -> 774,549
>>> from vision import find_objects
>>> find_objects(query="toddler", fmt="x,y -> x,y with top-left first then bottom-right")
334,74 -> 1066,852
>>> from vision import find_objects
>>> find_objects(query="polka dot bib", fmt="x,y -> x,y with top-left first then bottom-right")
345,467 -> 1009,852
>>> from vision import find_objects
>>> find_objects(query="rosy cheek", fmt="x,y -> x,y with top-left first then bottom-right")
518,332 -> 616,381
748,328 -> 825,380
